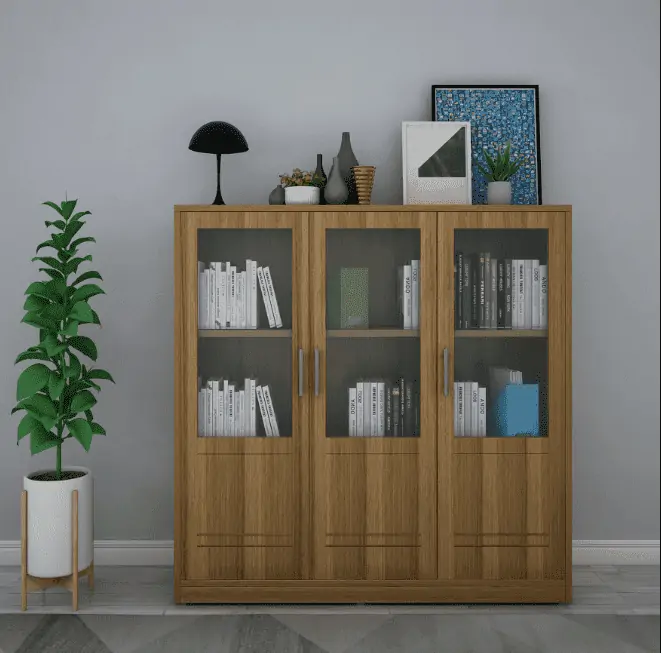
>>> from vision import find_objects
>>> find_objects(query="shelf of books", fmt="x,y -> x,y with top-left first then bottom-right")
196,228 -> 292,437
454,228 -> 549,438
325,228 -> 422,437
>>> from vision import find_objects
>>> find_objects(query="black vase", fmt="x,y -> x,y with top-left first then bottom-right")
314,154 -> 328,204
336,132 -> 359,204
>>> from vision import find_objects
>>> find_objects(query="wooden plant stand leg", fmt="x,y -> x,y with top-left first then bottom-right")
72,489 -> 79,611
21,490 -> 27,611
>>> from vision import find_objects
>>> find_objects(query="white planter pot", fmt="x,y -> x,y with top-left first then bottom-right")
23,466 -> 93,578
487,181 -> 512,205
284,186 -> 320,205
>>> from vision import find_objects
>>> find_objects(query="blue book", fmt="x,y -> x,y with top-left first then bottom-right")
490,384 -> 539,437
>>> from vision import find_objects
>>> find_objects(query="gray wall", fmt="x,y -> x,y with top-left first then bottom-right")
0,0 -> 659,542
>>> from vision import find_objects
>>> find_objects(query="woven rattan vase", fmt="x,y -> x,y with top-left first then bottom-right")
352,166 -> 376,205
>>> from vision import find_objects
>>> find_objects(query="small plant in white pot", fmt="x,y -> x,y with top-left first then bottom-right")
478,142 -> 524,205
280,168 -> 323,205
13,198 -> 113,605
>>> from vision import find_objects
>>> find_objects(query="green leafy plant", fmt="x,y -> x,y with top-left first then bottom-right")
12,199 -> 114,480
279,168 -> 324,187
478,142 -> 524,182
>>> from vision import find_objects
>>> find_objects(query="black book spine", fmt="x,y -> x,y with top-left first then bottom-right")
505,259 -> 512,328
462,258 -> 471,329
455,252 -> 463,329
385,384 -> 392,436
478,253 -> 486,328
399,377 -> 405,437
471,255 -> 478,328
392,385 -> 401,438
484,253 -> 491,328
497,259 -> 506,328
404,381 -> 414,437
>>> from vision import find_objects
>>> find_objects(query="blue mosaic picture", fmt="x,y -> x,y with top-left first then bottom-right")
432,86 -> 541,204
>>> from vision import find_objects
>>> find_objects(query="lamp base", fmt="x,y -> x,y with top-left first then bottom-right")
212,153 -> 226,205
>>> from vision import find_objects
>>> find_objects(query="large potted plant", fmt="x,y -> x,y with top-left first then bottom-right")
13,199 -> 113,580
478,142 -> 524,205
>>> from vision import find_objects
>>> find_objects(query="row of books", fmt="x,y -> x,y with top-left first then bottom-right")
198,260 -> 283,329
398,260 -> 421,329
455,253 -> 548,330
348,379 -> 419,437
198,377 -> 281,437
454,382 -> 487,437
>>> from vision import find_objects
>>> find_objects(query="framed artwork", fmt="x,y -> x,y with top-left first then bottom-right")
431,85 -> 541,204
402,121 -> 472,205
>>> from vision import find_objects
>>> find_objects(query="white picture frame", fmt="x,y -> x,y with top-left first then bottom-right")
402,121 -> 472,205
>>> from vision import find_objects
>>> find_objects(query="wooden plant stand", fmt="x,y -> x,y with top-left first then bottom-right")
21,489 -> 94,611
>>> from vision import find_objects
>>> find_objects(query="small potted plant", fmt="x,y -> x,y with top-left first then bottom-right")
478,142 -> 524,205
13,199 -> 113,586
279,168 -> 323,205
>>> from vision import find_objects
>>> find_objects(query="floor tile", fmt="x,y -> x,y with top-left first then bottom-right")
564,614 -> 660,652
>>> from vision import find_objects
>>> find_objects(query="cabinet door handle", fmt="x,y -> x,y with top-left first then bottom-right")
298,348 -> 304,397
314,348 -> 320,397
443,347 -> 450,397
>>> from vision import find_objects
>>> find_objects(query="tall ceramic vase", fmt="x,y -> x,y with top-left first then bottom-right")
336,132 -> 359,204
324,157 -> 349,205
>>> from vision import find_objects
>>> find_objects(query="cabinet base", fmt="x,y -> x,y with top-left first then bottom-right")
176,580 -> 569,604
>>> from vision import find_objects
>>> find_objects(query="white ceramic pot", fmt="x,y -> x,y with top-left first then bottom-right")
284,186 -> 320,205
487,181 -> 512,205
23,466 -> 93,578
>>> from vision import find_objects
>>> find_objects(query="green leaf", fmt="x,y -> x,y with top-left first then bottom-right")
65,352 -> 81,379
85,409 -> 94,422
16,363 -> 51,400
38,413 -> 58,431
42,303 -> 69,321
47,372 -> 65,400
39,267 -> 65,281
36,239 -> 58,253
67,418 -> 93,451
70,390 -> 96,413
21,312 -> 58,331
43,201 -> 64,216
60,199 -> 78,220
68,336 -> 97,361
90,422 -> 106,436
29,425 -> 60,455
60,321 -> 79,337
61,220 -> 84,246
70,210 -> 91,222
42,336 -> 65,357
86,368 -> 115,383
23,295 -> 50,311
31,256 -> 65,273
69,301 -> 94,322
70,284 -> 104,304
72,270 -> 103,285
18,414 -> 41,441
69,236 -> 96,250
89,309 -> 101,325
45,278 -> 67,300
64,255 -> 93,275
21,393 -> 58,418
25,281 -> 50,298
15,349 -> 50,364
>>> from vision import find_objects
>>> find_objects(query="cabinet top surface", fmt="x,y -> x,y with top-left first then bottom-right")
175,204 -> 571,213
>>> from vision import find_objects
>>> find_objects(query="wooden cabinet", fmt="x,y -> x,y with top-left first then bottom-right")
174,205 -> 572,603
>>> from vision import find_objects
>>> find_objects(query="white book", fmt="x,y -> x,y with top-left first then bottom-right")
403,264 -> 412,329
198,263 -> 206,329
217,388 -> 225,437
255,385 -> 273,436
203,269 -> 212,329
478,387 -> 487,437
348,387 -> 357,436
524,259 -> 533,329
198,389 -> 205,436
250,260 -> 258,328
206,385 -> 213,437
539,265 -> 548,329
237,390 -> 245,436
362,382 -> 372,437
263,267 -> 283,329
463,381 -> 472,437
262,385 -> 280,437
217,266 -> 227,328
228,266 -> 237,328
411,260 -> 420,330
511,260 -> 518,328
245,261 -> 252,329
224,261 -> 231,327
237,271 -> 245,329
456,382 -> 464,436
209,266 -> 217,331
517,260 -> 525,329
211,263 -> 222,328
453,383 -> 459,437
377,382 -> 385,436
532,260 -> 541,329
355,382 -> 364,437
370,382 -> 378,436
212,380 -> 220,436
470,382 -> 479,438
227,384 -> 235,437
257,266 -> 276,328
222,380 -> 229,436
247,379 -> 255,436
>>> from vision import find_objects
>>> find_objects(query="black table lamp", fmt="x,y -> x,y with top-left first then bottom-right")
188,121 -> 249,205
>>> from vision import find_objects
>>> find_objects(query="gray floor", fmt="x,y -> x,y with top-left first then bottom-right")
0,566 -> 658,652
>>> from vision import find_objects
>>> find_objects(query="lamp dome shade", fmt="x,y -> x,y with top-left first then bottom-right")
188,121 -> 249,155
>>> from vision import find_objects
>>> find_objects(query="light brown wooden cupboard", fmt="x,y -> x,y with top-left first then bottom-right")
174,205 -> 572,604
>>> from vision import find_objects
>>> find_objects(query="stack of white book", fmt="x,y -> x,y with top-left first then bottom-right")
198,260 -> 282,329
198,377 -> 281,437
454,381 -> 487,437
398,260 -> 421,329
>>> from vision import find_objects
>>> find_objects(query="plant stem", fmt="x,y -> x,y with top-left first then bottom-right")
56,442 -> 62,480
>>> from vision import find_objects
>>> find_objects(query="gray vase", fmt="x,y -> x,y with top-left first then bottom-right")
336,132 -> 359,204
324,157 -> 349,204
268,184 -> 285,205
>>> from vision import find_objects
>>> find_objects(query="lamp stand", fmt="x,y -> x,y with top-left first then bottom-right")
212,153 -> 225,205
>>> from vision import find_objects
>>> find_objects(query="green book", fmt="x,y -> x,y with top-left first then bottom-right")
328,268 -> 369,329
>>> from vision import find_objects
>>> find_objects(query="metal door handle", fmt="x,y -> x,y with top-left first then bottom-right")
443,347 -> 449,397
314,348 -> 320,397
298,348 -> 304,397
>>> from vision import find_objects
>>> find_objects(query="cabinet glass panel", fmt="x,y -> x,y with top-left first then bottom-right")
454,229 -> 548,438
326,229 -> 421,437
197,229 -> 292,437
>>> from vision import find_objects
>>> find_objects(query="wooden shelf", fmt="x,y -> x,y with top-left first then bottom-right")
198,329 -> 292,338
455,329 -> 547,338
327,329 -> 420,339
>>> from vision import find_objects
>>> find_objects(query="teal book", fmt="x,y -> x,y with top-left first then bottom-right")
490,384 -> 540,437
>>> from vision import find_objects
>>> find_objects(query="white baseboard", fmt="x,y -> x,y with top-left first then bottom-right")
0,540 -> 658,567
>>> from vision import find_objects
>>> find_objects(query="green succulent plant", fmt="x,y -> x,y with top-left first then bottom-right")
478,142 -> 524,182
12,199 -> 114,480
